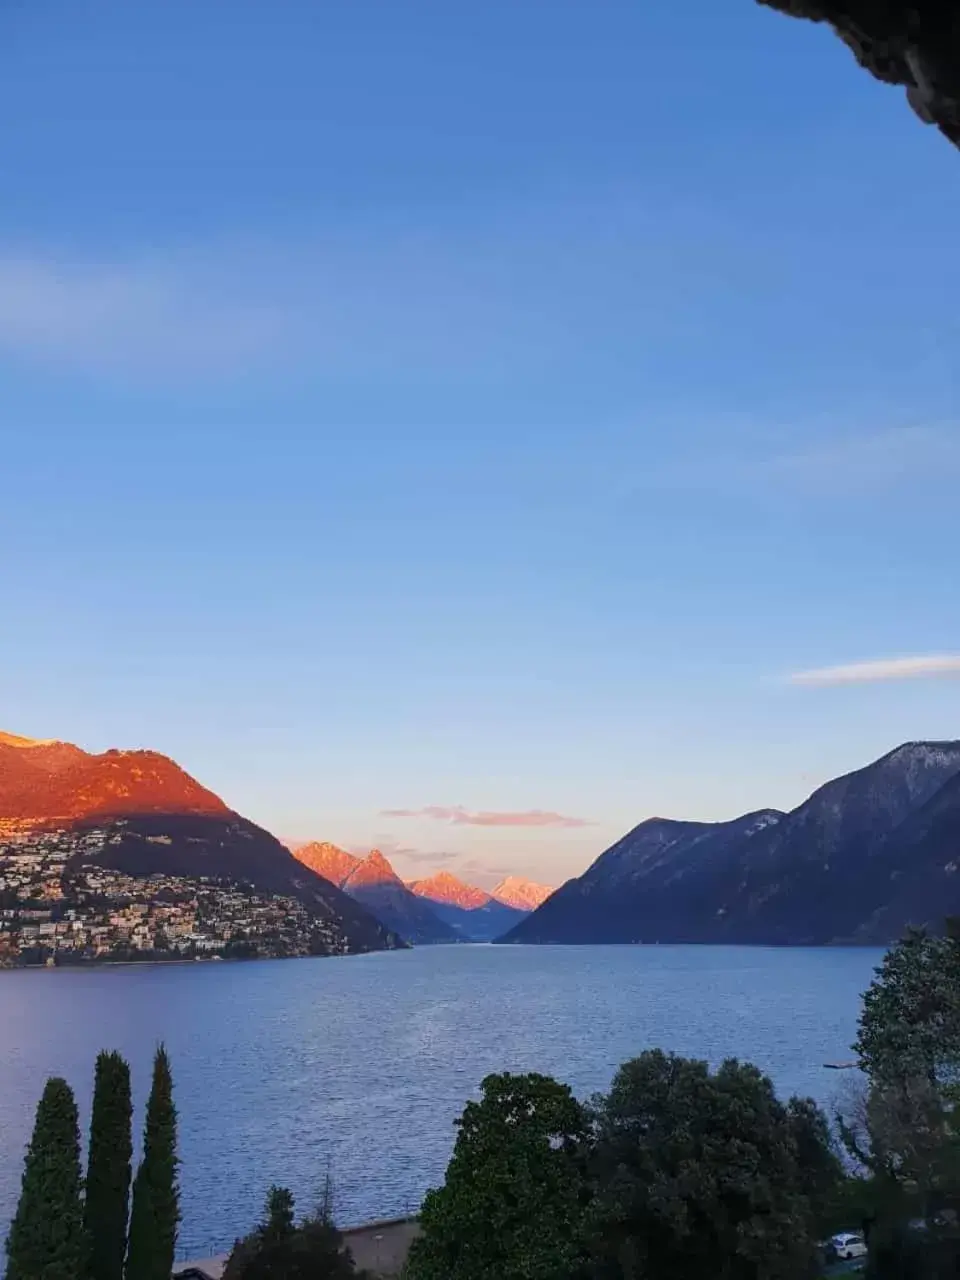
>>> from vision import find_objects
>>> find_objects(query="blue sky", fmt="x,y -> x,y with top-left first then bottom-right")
2,0 -> 959,887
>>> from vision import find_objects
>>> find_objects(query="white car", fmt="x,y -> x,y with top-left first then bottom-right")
831,1233 -> 867,1260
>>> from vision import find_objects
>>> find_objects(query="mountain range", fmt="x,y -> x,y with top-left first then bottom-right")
9,725 -> 955,955
0,732 -> 401,955
500,741 -> 960,947
290,844 -> 551,943
406,871 -> 530,941
291,843 -> 459,944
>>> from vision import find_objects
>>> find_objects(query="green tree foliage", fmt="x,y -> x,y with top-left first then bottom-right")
125,1046 -> 179,1280
405,1071 -> 592,1280
855,927 -> 960,1088
5,1078 -> 85,1280
84,1052 -> 133,1280
844,926 -> 960,1277
589,1049 -> 840,1280
222,1187 -> 361,1280
853,929 -> 960,1191
260,1188 -> 295,1244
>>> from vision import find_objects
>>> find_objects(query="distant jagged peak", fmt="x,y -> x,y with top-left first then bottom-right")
409,870 -> 492,910
344,848 -> 403,888
291,841 -> 359,888
491,876 -> 555,911
294,839 -> 353,858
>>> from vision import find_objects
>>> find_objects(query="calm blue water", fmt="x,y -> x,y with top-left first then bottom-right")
0,945 -> 882,1256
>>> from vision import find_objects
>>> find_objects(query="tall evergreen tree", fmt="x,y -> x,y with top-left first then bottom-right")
84,1052 -> 133,1280
125,1047 -> 179,1280
5,1077 -> 84,1280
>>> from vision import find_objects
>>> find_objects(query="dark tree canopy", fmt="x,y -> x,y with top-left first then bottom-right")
5,1078 -> 85,1280
855,927 -> 960,1088
840,926 -> 960,1276
405,1071 -> 593,1280
590,1050 -> 840,1280
223,1187 -> 361,1280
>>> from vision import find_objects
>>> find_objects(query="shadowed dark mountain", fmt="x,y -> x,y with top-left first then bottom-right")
499,810 -> 784,945
500,742 -> 960,946
852,769 -> 960,943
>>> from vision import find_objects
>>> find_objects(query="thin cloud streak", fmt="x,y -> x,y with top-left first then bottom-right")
629,425 -> 960,502
790,655 -> 960,687
0,254 -> 287,376
0,243 -> 575,381
759,426 -> 960,497
0,205 -> 745,383
381,805 -> 592,828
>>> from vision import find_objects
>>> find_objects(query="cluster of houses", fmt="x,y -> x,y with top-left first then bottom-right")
0,835 -> 337,966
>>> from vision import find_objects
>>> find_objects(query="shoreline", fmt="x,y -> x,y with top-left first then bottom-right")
0,937 -> 888,974
0,946 -> 399,972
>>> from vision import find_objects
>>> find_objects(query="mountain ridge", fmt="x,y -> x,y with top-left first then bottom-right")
288,842 -> 458,945
500,741 -> 960,946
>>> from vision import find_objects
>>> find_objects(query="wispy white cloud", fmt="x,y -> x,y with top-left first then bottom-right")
0,254 -> 288,377
381,805 -> 592,828
0,219 -> 631,381
633,424 -> 960,501
758,426 -> 960,497
0,202 -> 746,383
0,240 -> 583,381
790,655 -> 960,687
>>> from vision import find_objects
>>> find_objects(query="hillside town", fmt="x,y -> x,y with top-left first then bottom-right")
0,828 -> 345,966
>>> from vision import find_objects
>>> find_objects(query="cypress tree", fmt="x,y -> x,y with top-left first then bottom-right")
5,1077 -> 84,1280
125,1047 -> 179,1280
260,1189 -> 295,1246
84,1052 -> 133,1280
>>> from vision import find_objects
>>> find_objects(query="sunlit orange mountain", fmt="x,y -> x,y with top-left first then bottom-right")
0,731 -> 401,955
291,842 -> 458,945
293,841 -> 359,887
407,870 -> 491,911
290,842 -> 555,941
490,876 -> 555,912
408,869 -> 536,941
0,732 -> 228,824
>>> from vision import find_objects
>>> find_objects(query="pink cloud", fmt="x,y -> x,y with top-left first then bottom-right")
380,806 -> 591,829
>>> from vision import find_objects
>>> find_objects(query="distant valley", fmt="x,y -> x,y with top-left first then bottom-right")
502,741 -> 960,947
289,844 -> 551,944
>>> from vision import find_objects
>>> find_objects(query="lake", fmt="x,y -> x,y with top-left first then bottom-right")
0,944 -> 883,1256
